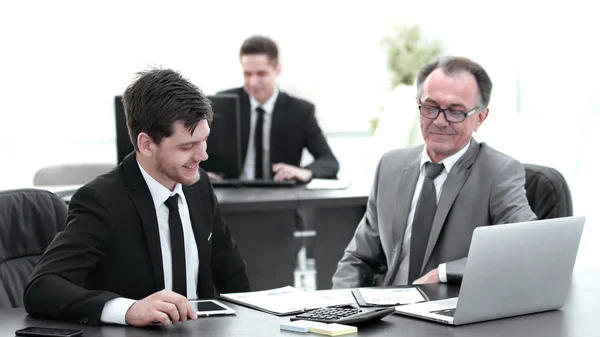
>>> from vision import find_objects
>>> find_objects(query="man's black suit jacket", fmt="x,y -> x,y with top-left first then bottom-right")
24,153 -> 250,325
218,87 -> 339,179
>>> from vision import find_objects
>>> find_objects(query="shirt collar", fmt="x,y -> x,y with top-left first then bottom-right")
420,141 -> 471,175
137,160 -> 184,209
249,88 -> 279,116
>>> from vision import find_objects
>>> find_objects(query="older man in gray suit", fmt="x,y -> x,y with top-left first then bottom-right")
332,56 -> 536,288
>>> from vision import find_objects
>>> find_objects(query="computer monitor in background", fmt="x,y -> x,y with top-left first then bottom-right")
115,96 -> 134,164
113,94 -> 243,178
201,94 -> 242,178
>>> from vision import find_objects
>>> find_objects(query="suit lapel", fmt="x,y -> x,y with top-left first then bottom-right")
383,150 -> 421,285
183,185 -> 214,298
238,88 -> 251,166
391,151 -> 422,247
269,92 -> 287,176
422,140 -> 481,271
122,153 -> 165,290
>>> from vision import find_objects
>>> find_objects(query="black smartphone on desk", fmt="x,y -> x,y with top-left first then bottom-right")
15,327 -> 83,337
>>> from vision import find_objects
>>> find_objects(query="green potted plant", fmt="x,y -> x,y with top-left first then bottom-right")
383,24 -> 443,88
370,24 -> 443,141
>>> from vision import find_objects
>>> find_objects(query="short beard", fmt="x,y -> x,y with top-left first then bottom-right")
155,152 -> 200,186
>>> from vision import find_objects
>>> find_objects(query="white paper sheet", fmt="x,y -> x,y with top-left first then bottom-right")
221,286 -> 351,315
357,287 -> 426,305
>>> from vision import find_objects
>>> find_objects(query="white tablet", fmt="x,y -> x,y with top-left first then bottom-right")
189,299 -> 236,316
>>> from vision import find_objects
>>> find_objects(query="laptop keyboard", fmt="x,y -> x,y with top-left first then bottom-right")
431,308 -> 455,317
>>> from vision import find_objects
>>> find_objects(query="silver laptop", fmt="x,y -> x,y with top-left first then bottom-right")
395,216 -> 585,325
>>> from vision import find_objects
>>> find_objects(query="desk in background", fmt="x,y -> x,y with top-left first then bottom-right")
3,271 -> 600,336
294,186 -> 369,289
215,184 -> 368,290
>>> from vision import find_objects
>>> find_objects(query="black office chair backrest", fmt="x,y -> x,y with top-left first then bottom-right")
523,164 -> 573,219
0,189 -> 67,308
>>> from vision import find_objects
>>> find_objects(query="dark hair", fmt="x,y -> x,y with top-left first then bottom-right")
239,35 -> 279,64
416,56 -> 493,109
122,68 -> 213,151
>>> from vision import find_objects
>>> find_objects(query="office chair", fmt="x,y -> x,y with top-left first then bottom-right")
523,164 -> 573,219
0,189 -> 67,308
33,163 -> 114,186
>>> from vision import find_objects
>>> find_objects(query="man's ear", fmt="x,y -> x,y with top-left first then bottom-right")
474,108 -> 489,132
137,132 -> 155,157
275,62 -> 282,76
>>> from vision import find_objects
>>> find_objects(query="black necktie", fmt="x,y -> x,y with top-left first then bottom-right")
408,162 -> 445,283
164,195 -> 187,296
254,107 -> 265,179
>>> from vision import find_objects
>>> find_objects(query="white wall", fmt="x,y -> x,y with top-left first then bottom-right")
0,1 -> 598,269
0,0 -> 393,189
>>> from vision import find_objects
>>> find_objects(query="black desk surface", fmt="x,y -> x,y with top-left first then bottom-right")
3,271 -> 599,336
214,183 -> 369,212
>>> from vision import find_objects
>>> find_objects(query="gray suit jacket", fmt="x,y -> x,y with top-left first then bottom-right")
332,139 -> 536,288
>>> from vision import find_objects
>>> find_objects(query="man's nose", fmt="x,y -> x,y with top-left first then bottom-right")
249,75 -> 260,88
432,111 -> 450,127
193,144 -> 208,162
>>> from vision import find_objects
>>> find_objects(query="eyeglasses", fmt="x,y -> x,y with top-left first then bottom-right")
418,103 -> 479,123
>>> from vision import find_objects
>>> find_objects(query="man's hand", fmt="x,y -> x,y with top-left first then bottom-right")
272,163 -> 313,182
413,268 -> 440,285
125,289 -> 198,327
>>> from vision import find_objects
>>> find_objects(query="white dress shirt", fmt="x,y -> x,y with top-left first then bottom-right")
100,161 -> 200,325
240,89 -> 279,180
397,141 -> 471,284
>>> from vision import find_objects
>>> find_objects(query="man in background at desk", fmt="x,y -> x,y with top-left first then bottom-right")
332,56 -> 536,288
24,69 -> 250,326
214,35 -> 339,182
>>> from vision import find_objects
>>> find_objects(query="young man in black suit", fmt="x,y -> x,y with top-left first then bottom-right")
216,36 -> 339,182
24,69 -> 250,327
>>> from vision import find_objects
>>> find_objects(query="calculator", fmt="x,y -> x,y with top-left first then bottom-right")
290,305 -> 395,325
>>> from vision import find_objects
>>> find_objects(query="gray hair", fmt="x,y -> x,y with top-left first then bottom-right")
416,56 -> 493,109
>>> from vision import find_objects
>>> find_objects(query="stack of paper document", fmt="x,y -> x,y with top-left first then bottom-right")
280,321 -> 357,336
310,323 -> 357,336
280,320 -> 326,333
220,286 -> 352,315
